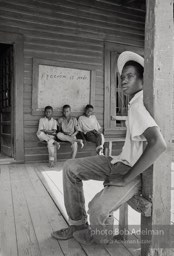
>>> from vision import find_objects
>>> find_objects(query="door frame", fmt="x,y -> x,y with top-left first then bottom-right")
0,31 -> 24,162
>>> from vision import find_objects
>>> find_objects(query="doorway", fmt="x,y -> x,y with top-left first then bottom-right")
0,44 -> 14,159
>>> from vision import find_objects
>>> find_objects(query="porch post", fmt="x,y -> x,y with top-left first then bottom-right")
141,0 -> 173,255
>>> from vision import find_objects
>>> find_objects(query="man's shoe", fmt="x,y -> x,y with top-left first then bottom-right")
73,228 -> 95,245
73,227 -> 114,245
51,223 -> 88,240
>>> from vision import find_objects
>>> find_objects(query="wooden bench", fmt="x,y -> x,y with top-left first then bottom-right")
25,140 -> 98,163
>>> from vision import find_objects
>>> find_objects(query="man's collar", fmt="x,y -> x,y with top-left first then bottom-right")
129,90 -> 143,106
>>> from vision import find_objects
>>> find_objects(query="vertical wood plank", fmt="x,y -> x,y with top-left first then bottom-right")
15,165 -> 64,256
9,165 -> 41,256
0,165 -> 18,256
142,0 -> 173,255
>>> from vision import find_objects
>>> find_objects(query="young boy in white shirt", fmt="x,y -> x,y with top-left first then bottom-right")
37,105 -> 60,168
51,51 -> 167,244
78,104 -> 104,155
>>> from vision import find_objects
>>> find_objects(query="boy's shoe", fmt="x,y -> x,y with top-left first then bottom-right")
49,160 -> 55,168
51,223 -> 88,240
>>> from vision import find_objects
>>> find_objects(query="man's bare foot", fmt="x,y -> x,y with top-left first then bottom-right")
49,160 -> 55,168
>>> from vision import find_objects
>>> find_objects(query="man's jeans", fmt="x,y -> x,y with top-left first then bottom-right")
63,155 -> 141,230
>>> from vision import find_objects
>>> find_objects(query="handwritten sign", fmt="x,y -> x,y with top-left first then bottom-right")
37,65 -> 90,111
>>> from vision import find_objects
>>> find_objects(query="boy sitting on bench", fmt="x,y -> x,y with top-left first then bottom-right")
57,105 -> 84,159
78,104 -> 105,155
37,105 -> 60,168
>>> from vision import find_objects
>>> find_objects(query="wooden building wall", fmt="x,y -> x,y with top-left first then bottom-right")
0,0 -> 145,162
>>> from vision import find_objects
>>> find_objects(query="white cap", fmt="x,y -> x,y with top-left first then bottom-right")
117,51 -> 144,75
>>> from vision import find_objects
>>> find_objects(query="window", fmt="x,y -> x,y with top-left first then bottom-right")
115,71 -> 129,127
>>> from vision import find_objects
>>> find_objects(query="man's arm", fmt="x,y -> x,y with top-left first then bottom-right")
124,126 -> 167,185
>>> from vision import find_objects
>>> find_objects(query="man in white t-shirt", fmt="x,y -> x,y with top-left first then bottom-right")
51,51 -> 167,244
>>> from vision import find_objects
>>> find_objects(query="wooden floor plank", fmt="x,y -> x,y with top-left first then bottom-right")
35,164 -> 68,221
0,165 -> 18,256
3,162 -> 174,256
25,164 -> 88,256
16,165 -> 65,256
35,164 -> 112,256
9,165 -> 41,256
35,163 -> 135,256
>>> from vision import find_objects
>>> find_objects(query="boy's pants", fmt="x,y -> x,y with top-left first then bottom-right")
63,155 -> 141,241
37,132 -> 55,161
57,132 -> 76,144
85,130 -> 105,150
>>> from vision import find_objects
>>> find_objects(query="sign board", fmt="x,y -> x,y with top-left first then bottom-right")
38,65 -> 90,111
32,59 -> 96,114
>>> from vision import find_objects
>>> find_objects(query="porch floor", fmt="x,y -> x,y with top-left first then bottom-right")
0,163 -> 141,256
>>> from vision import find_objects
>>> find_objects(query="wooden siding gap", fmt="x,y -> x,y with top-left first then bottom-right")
24,43 -> 103,56
37,0 -> 146,18
0,12 -> 144,38
25,35 -> 104,47
3,0 -> 145,22
0,4 -> 145,34
0,22 -> 144,45
24,42 -> 103,54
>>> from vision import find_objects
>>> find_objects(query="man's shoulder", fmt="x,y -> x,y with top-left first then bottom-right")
129,97 -> 144,112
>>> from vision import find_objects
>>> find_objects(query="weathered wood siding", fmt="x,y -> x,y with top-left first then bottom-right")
0,0 -> 145,162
